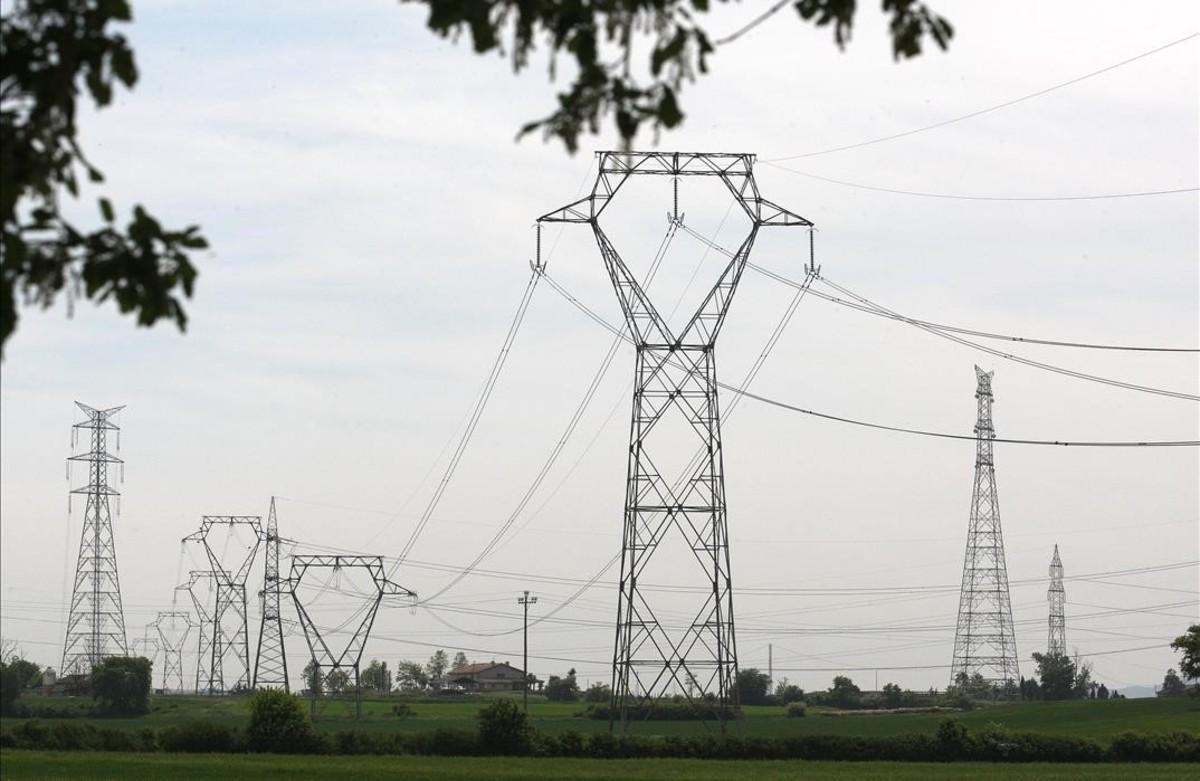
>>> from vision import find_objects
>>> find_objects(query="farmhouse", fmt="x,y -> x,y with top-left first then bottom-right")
447,660 -> 525,692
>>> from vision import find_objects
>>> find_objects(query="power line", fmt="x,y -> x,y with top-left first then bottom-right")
714,0 -> 791,46
682,224 -> 1199,397
800,286 -> 1197,353
540,267 -> 1200,446
770,32 -> 1200,160
391,268 -> 541,571
762,161 -> 1199,201
817,274 -> 1200,401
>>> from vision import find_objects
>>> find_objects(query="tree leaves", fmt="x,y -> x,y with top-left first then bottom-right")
403,0 -> 952,153
1,0 -> 207,356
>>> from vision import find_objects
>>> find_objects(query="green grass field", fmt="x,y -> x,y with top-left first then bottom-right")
4,692 -> 1196,740
0,752 -> 1195,780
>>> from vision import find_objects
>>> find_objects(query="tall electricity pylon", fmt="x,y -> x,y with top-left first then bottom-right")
539,152 -> 811,727
184,516 -> 263,694
1047,544 -> 1067,657
152,610 -> 195,693
61,403 -> 129,675
288,555 -> 415,718
951,366 -> 1019,695
253,497 -> 289,691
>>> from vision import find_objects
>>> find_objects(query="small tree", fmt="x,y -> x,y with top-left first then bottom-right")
1073,660 -> 1094,700
325,669 -> 350,694
544,668 -> 579,702
361,659 -> 392,694
246,688 -> 317,753
302,659 -> 322,695
1171,625 -> 1200,683
478,697 -> 531,755
0,661 -> 20,715
453,651 -> 469,670
828,675 -> 862,709
735,668 -> 771,705
395,660 -> 429,692
882,682 -> 904,709
426,650 -> 449,689
92,656 -> 152,715
1097,683 -> 1109,700
1032,652 -> 1076,701
773,677 -> 804,705
1159,669 -> 1186,697
5,658 -> 41,690
583,681 -> 611,703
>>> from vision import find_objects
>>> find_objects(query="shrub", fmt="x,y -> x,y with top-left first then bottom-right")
92,656 -> 152,716
477,698 -> 531,755
392,702 -> 414,718
158,720 -> 242,753
586,700 -> 742,721
936,718 -> 968,758
246,688 -> 318,754
1110,731 -> 1200,762
786,701 -> 807,718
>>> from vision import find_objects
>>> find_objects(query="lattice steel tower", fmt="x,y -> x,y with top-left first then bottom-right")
253,497 -> 289,691
539,152 -> 810,725
1047,544 -> 1067,657
951,366 -> 1019,693
61,403 -> 129,675
184,516 -> 262,693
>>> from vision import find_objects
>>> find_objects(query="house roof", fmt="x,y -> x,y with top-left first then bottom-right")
450,661 -> 522,676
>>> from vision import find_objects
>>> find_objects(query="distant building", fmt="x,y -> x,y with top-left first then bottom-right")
448,660 -> 525,692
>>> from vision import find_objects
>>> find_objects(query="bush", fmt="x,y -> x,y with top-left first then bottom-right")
586,700 -> 742,721
158,720 -> 242,753
246,688 -> 318,754
583,682 -> 611,703
1110,731 -> 1200,762
392,702 -> 414,718
477,697 -> 532,755
786,701 -> 807,718
92,656 -> 152,716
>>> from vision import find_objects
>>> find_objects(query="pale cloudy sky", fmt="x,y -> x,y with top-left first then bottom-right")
2,1 -> 1197,694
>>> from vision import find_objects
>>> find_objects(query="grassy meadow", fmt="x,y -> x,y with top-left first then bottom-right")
3,691 -> 1196,740
2,752 -> 1196,780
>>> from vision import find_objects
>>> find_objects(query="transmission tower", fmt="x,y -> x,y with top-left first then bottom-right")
288,555 -> 415,717
183,516 -> 263,694
1047,544 -> 1067,657
539,152 -> 811,727
61,402 -> 129,676
152,610 -> 195,693
177,570 -> 217,694
950,366 -> 1020,694
253,497 -> 289,691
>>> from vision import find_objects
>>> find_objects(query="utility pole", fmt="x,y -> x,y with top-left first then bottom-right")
950,366 -> 1019,697
518,590 -> 537,712
768,644 -> 773,688
538,151 -> 811,731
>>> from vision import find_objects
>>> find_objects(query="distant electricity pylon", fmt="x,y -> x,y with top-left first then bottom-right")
61,402 -> 129,676
539,152 -> 811,727
152,610 -> 195,693
253,497 -> 289,691
1047,544 -> 1067,657
951,366 -> 1020,694
288,555 -> 415,718
184,516 -> 263,694
177,570 -> 217,694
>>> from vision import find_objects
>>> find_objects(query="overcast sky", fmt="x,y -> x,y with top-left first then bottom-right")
2,1 -> 1197,695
